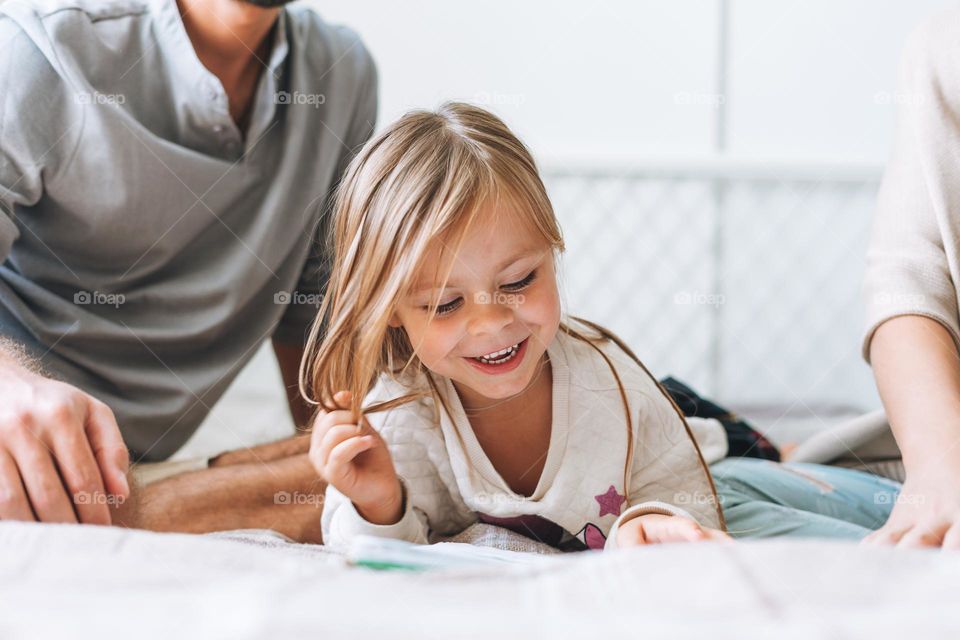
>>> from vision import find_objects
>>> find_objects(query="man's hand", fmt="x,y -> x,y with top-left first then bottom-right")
0,361 -> 129,524
862,470 -> 960,548
616,513 -> 732,548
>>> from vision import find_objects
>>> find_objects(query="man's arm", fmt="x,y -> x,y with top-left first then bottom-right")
0,16 -> 132,524
273,339 -> 313,430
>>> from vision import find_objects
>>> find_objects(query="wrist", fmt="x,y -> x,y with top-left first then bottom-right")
902,460 -> 960,486
354,479 -> 404,525
901,441 -> 960,478
0,338 -> 41,376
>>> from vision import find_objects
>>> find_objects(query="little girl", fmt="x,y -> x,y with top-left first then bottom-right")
303,103 -> 902,551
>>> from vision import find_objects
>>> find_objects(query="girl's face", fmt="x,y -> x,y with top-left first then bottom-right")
388,205 -> 561,407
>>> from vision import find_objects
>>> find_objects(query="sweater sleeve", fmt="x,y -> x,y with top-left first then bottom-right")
322,478 -> 429,548
862,17 -> 960,361
604,385 -> 721,550
0,17 -> 86,263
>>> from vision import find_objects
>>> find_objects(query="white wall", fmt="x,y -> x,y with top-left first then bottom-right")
727,0 -> 953,160
314,0 -> 954,161
312,0 -> 721,158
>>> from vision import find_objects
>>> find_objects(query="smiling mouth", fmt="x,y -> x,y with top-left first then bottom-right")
469,339 -> 525,364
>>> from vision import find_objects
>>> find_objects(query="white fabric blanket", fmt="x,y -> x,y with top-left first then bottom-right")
1,521 -> 958,639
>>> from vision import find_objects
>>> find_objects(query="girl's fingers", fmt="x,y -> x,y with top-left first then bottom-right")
621,516 -> 731,546
326,436 -> 376,477
333,390 -> 352,409
311,390 -> 352,426
623,518 -> 648,546
310,409 -> 358,448
703,528 -> 734,543
311,424 -> 366,474
671,519 -> 707,542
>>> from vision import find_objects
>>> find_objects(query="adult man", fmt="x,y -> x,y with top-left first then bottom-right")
0,0 -> 376,542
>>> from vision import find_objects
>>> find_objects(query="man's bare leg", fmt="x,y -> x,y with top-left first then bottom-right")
110,435 -> 326,543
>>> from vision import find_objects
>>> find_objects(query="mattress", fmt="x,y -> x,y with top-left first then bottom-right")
1,521 -> 957,639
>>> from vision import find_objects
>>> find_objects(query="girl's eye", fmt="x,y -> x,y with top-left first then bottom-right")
502,270 -> 537,291
427,297 -> 463,317
420,270 -> 536,316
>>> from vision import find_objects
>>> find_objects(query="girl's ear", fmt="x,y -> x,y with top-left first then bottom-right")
387,312 -> 402,328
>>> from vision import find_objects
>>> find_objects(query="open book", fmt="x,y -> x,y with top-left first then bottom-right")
346,535 -> 559,571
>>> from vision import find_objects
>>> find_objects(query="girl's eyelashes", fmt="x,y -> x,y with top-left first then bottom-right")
423,269 -> 538,317
502,269 -> 537,291
433,297 -> 463,316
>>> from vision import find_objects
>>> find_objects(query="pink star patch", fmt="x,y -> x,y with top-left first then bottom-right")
595,485 -> 626,517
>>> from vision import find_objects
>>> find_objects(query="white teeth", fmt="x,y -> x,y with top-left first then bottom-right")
482,345 -> 515,359
475,342 -> 520,364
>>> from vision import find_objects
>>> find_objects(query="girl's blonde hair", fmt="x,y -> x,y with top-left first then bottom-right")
299,102 -> 724,529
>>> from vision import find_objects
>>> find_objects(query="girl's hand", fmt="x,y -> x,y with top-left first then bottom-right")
616,513 -> 733,548
309,390 -> 403,525
862,473 -> 960,548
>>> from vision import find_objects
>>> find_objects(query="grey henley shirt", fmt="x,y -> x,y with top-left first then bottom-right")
0,0 -> 377,460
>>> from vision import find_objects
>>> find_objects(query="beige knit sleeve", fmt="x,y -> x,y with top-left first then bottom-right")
620,386 -> 723,531
863,17 -> 960,362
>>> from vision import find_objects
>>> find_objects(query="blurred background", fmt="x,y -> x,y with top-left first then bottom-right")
181,0 -> 954,458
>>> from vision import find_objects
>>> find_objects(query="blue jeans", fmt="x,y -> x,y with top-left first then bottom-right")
710,458 -> 901,539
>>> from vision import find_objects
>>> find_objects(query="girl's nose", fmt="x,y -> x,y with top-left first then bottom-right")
466,293 -> 514,336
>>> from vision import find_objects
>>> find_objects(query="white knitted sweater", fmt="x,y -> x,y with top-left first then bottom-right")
864,11 -> 960,359
321,326 -> 727,551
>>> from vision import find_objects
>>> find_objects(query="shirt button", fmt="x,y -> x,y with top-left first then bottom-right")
213,125 -> 224,134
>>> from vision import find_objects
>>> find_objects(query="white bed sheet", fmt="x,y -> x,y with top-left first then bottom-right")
1,521 -> 958,639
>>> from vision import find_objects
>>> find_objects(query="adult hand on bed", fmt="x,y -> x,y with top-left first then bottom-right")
309,390 -> 403,525
861,473 -> 960,549
616,513 -> 732,548
0,362 -> 130,525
